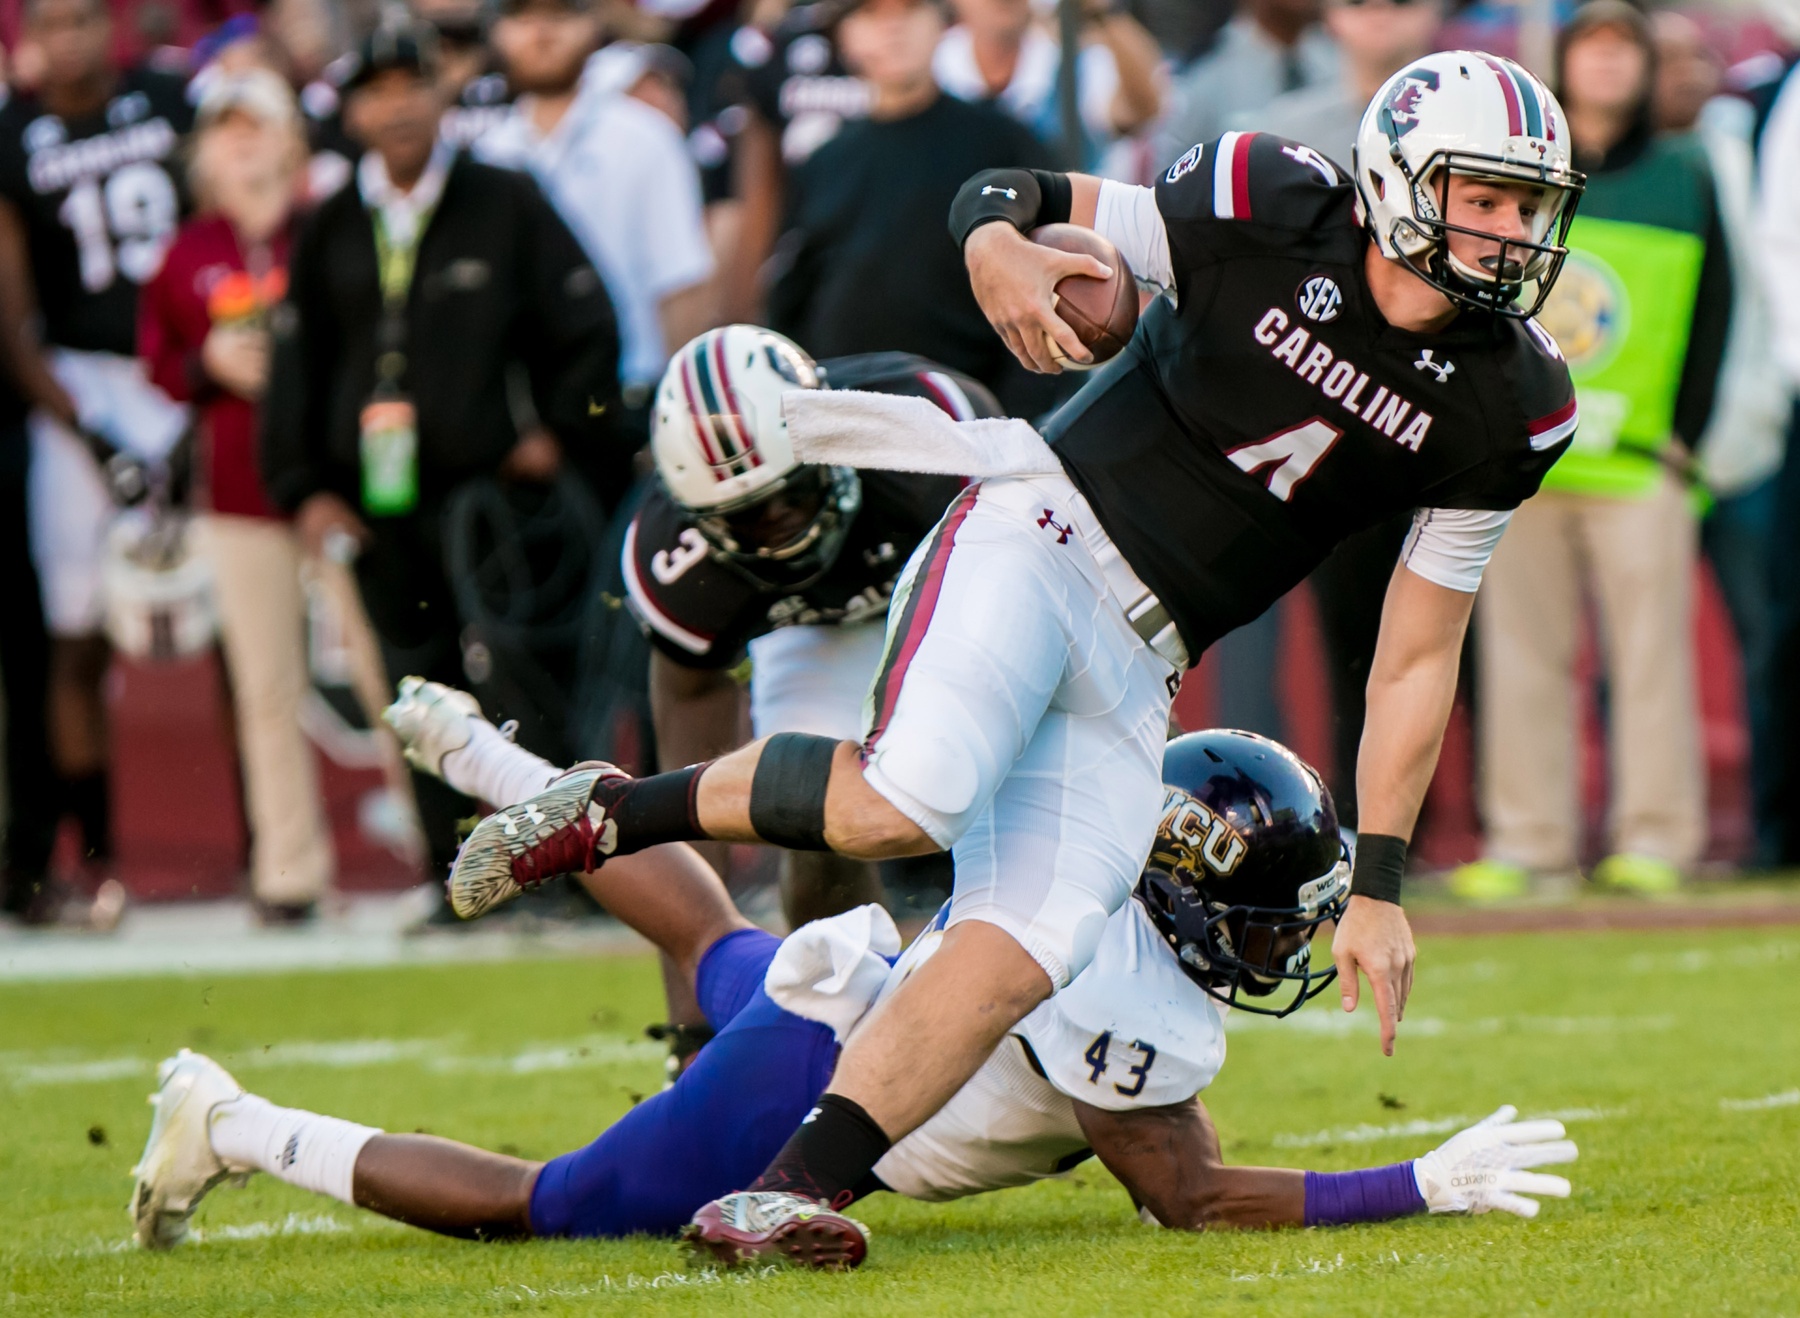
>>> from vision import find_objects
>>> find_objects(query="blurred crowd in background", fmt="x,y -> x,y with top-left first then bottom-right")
0,0 -> 1792,930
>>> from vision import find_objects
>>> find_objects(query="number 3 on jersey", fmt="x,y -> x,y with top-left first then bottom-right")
1227,417 -> 1342,501
1084,1030 -> 1158,1098
58,161 -> 178,293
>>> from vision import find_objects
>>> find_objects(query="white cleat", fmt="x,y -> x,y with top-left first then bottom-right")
130,1049 -> 250,1250
382,676 -> 487,778
446,766 -> 624,920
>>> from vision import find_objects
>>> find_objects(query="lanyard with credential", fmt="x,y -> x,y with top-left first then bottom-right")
360,201 -> 438,517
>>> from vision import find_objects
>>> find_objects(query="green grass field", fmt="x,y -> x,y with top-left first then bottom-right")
4,923 -> 1799,1315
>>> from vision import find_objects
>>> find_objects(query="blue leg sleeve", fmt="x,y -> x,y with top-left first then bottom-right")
694,927 -> 782,1030
527,933 -> 839,1238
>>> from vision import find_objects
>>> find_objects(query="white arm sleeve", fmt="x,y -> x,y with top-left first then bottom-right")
1093,178 -> 1175,292
1400,507 -> 1514,593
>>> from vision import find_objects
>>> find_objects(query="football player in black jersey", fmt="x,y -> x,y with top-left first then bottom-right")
437,51 -> 1585,1269
623,325 -> 991,929
0,0 -> 192,894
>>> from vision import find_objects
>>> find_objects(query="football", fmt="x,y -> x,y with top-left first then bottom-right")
1029,223 -> 1138,368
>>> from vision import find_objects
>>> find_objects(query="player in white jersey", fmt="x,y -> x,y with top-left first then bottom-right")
128,694 -> 1575,1257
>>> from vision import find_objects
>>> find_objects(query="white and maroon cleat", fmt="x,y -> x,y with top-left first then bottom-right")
680,1191 -> 869,1271
445,765 -> 629,919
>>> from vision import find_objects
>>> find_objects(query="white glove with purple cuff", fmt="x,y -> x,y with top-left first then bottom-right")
1413,1105 -> 1579,1218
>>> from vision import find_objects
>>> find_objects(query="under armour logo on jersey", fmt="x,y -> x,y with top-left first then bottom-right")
1414,349 -> 1455,382
501,803 -> 546,836
1296,276 -> 1341,323
801,1106 -> 823,1124
1037,510 -> 1073,544
980,185 -> 1018,200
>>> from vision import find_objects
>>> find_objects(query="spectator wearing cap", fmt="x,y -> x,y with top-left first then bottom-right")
1654,11 -> 1788,867
260,23 -> 623,883
767,0 -> 1060,415
476,0 -> 716,449
138,69 -> 336,924
1150,0 -> 1338,170
931,0 -> 1162,169
1451,0 -> 1732,901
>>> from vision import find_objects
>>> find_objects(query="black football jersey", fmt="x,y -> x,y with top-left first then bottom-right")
1048,131 -> 1577,663
721,6 -> 871,164
0,69 -> 193,355
623,352 -> 994,668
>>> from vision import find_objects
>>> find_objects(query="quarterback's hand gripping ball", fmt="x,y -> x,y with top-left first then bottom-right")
1413,1105 -> 1579,1218
1029,224 -> 1138,369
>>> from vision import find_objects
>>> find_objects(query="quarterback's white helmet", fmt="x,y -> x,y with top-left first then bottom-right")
101,510 -> 215,662
652,326 -> 860,583
1353,51 -> 1585,318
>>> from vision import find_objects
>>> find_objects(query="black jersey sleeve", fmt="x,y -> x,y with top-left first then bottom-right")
1419,320 -> 1578,510
620,491 -> 766,669
1153,131 -> 1354,294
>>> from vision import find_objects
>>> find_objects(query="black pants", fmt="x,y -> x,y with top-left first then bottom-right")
1765,399 -> 1800,864
0,434 -> 58,906
354,509 -> 484,872
1306,515 -> 1411,832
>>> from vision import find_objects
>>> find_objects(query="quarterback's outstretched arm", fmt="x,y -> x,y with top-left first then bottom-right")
1332,565 -> 1477,1055
1076,1097 -> 1577,1230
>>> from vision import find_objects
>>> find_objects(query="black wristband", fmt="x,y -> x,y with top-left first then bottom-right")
748,732 -> 839,851
1350,833 -> 1407,905
949,168 -> 1073,249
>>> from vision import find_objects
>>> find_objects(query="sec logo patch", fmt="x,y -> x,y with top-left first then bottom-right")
1297,275 -> 1341,323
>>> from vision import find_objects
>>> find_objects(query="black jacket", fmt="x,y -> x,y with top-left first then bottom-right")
261,154 -> 620,512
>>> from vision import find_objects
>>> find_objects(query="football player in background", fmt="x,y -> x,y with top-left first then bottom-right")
438,51 -> 1586,1268
129,717 -> 1576,1253
0,0 -> 192,894
625,326 -> 992,931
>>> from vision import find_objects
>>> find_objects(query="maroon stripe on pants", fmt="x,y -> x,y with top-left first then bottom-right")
863,485 -> 981,753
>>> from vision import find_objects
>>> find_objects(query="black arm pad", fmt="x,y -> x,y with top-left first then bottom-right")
748,732 -> 840,851
948,168 -> 1075,249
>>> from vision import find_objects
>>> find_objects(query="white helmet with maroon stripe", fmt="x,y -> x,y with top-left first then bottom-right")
652,325 -> 861,584
1353,51 -> 1585,318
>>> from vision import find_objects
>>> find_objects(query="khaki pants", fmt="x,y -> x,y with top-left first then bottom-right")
199,515 -> 333,905
1475,473 -> 1703,871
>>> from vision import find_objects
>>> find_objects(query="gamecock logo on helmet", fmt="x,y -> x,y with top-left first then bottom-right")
1379,67 -> 1441,141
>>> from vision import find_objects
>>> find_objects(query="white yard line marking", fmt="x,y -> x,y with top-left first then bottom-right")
1719,1088 -> 1800,1112
494,1267 -> 782,1301
1227,1012 -> 1676,1038
6,1036 -> 665,1087
1270,1106 -> 1620,1149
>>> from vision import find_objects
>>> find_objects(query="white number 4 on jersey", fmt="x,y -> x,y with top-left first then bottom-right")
1226,418 -> 1343,501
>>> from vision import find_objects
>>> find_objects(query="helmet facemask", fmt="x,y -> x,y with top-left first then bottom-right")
692,463 -> 863,590
1139,853 -> 1350,1018
1380,149 -> 1583,320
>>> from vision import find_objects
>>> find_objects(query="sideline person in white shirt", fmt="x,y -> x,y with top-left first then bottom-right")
476,0 -> 715,400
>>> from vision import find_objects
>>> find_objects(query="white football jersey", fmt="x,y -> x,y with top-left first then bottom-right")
764,899 -> 1227,1203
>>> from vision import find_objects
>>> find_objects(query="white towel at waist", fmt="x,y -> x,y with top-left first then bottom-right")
782,388 -> 1061,479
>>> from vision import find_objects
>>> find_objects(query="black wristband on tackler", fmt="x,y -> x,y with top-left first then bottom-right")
1350,833 -> 1407,905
